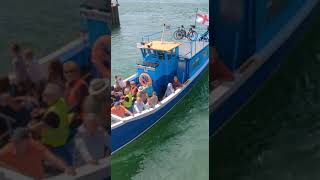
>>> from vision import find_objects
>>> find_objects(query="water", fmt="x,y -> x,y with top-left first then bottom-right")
0,0 -> 80,75
111,0 -> 209,179
211,14 -> 320,180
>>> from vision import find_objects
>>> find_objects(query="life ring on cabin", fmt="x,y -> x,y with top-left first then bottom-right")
139,73 -> 152,86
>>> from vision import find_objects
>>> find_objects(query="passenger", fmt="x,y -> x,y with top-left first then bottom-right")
125,80 -> 131,90
91,35 -> 111,78
9,43 -> 28,84
143,83 -> 154,97
136,86 -> 147,103
163,83 -> 175,98
23,49 -> 45,85
0,76 -> 31,128
83,79 -> 108,128
111,102 -> 133,118
48,60 -> 64,88
114,83 -> 122,93
111,86 -> 117,104
63,61 -> 88,113
122,88 -> 133,112
211,47 -> 234,88
74,114 -> 109,166
0,128 -> 75,179
130,81 -> 138,96
146,91 -> 159,108
115,76 -> 126,89
29,83 -> 71,164
172,76 -> 183,90
133,97 -> 147,113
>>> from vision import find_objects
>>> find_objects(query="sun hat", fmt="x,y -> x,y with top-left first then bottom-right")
89,78 -> 108,95
130,81 -> 136,85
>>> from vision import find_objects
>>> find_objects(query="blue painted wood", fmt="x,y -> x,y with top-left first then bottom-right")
210,1 -> 320,135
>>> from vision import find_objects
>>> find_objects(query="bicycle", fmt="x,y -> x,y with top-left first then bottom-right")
173,25 -> 198,41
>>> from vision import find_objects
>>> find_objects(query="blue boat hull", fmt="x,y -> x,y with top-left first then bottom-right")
210,2 -> 320,136
112,62 -> 208,153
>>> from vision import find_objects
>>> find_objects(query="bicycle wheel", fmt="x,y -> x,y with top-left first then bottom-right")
187,31 -> 198,41
173,30 -> 184,40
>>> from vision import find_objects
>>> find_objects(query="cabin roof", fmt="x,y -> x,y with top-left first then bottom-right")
140,41 -> 181,52
80,0 -> 111,13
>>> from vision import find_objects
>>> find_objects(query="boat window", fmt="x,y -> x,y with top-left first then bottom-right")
142,49 -> 146,56
158,52 -> 165,60
167,54 -> 172,60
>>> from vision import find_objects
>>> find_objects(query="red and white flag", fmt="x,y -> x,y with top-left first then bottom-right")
196,11 -> 209,25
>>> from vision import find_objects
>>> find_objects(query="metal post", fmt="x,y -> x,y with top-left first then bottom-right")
161,24 -> 165,43
194,8 -> 198,28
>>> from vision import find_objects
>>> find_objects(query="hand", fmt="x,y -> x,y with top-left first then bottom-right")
65,167 -> 76,176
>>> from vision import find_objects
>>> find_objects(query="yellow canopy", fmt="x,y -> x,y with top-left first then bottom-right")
140,40 -> 181,52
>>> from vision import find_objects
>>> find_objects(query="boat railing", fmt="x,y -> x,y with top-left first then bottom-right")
141,31 -> 163,43
179,39 -> 208,59
46,157 -> 110,180
0,168 -> 32,180
0,156 -> 110,180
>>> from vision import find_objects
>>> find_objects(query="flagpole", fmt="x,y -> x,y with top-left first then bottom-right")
194,8 -> 198,28
161,23 -> 165,43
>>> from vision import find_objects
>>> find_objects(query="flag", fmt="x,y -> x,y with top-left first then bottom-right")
196,11 -> 209,25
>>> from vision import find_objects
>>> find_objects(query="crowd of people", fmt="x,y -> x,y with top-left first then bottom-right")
0,35 -> 110,179
111,75 -> 183,118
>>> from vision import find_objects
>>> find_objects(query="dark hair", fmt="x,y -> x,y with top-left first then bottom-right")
11,43 -> 21,53
125,96 -> 129,102
43,112 -> 60,129
48,60 -> 63,82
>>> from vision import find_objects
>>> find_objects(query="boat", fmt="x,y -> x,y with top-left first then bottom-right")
111,25 -> 209,153
0,0 -> 111,179
210,0 -> 320,135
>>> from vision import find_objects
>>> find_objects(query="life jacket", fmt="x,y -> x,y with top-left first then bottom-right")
41,98 -> 70,147
65,79 -> 88,109
123,93 -> 133,109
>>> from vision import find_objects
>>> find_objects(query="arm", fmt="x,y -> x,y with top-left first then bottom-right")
125,107 -> 134,116
44,149 -> 76,176
133,104 -> 140,113
75,136 -> 97,165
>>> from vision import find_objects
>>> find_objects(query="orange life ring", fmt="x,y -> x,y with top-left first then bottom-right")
139,73 -> 152,86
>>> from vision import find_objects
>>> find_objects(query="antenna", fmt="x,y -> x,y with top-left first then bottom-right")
161,23 -> 165,43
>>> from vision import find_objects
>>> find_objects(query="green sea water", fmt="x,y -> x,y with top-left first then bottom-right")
111,0 -> 209,179
0,0 -> 80,75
